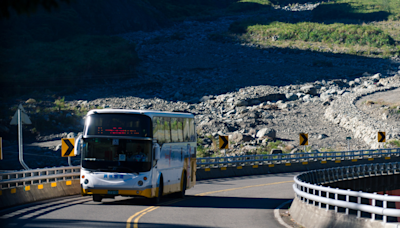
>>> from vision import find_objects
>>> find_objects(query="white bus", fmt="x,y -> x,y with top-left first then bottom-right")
77,109 -> 197,203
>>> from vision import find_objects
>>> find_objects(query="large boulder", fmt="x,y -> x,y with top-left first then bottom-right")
290,148 -> 300,154
256,128 -> 276,139
270,149 -> 282,155
285,93 -> 297,101
300,85 -> 319,95
234,100 -> 248,107
229,132 -> 253,143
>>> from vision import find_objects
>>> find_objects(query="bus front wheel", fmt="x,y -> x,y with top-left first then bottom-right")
153,179 -> 163,204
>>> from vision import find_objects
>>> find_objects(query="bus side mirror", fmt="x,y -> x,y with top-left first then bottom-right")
154,147 -> 160,160
75,135 -> 82,156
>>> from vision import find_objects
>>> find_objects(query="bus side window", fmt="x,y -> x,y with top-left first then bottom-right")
183,118 -> 190,142
153,117 -> 165,144
164,117 -> 171,143
171,118 -> 178,142
177,118 -> 183,142
189,118 -> 195,142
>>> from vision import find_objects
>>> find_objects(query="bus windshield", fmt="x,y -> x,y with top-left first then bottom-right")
81,138 -> 152,173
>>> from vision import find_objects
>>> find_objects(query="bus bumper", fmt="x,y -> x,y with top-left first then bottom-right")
81,187 -> 154,198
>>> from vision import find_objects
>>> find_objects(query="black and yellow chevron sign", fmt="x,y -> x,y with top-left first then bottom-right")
62,138 -> 75,157
378,132 -> 386,143
299,133 -> 308,146
219,135 -> 229,149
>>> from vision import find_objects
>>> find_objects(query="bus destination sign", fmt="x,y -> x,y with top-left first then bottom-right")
97,127 -> 140,135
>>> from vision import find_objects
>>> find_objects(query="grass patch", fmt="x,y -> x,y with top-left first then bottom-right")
313,0 -> 400,22
229,19 -> 398,57
242,22 -> 395,48
0,35 -> 139,98
386,139 -> 400,148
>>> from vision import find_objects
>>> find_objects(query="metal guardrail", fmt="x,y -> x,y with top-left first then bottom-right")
0,166 -> 80,190
0,148 -> 399,191
293,162 -> 400,223
196,148 -> 400,168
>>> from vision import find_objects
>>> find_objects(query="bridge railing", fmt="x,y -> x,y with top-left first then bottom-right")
293,162 -> 400,223
0,166 -> 80,190
196,148 -> 400,168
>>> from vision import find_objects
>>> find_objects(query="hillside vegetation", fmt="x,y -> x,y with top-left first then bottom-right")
227,0 -> 400,58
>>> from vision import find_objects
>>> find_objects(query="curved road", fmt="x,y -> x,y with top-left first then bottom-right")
0,172 -> 298,228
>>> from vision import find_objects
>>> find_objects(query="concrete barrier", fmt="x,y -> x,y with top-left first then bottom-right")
289,197 -> 385,228
0,180 -> 80,209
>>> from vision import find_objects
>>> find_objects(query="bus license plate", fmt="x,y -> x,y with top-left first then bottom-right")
108,190 -> 118,195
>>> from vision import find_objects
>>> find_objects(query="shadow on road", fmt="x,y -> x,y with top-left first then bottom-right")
102,195 -> 292,210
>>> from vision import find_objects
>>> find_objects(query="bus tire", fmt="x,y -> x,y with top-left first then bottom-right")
153,177 -> 163,204
179,173 -> 187,198
93,194 -> 102,202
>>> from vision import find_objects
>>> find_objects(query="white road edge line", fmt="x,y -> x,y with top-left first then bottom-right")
274,200 -> 293,228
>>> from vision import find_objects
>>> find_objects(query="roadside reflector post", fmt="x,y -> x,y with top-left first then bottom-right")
346,137 -> 351,152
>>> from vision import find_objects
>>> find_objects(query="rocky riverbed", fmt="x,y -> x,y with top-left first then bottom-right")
1,2 -> 400,170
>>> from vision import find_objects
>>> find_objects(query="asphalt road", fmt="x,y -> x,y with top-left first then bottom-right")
0,172 -> 298,228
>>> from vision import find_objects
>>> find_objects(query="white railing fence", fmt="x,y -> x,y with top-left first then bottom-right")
293,162 -> 400,223
197,148 -> 400,168
0,166 -> 80,190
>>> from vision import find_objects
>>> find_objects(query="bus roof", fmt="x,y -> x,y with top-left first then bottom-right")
86,109 -> 194,118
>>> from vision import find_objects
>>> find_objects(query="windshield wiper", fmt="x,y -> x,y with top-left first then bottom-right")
86,168 -> 111,172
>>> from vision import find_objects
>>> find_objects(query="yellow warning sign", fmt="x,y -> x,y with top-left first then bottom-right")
219,135 -> 229,149
62,138 -> 75,157
299,133 -> 308,146
378,132 -> 386,142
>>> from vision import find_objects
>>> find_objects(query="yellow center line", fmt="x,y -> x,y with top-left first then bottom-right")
133,206 -> 160,228
126,207 -> 156,228
126,180 -> 294,228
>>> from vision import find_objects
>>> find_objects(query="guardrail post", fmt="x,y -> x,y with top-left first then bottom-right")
357,192 -> 361,218
319,189 -> 322,209
313,188 -> 316,206
326,187 -> 330,211
335,189 -> 338,213
383,194 -> 387,223
371,192 -> 376,221
346,189 -> 350,215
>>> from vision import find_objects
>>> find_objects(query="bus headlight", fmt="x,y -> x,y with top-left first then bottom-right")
84,179 -> 89,185
138,180 -> 143,186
